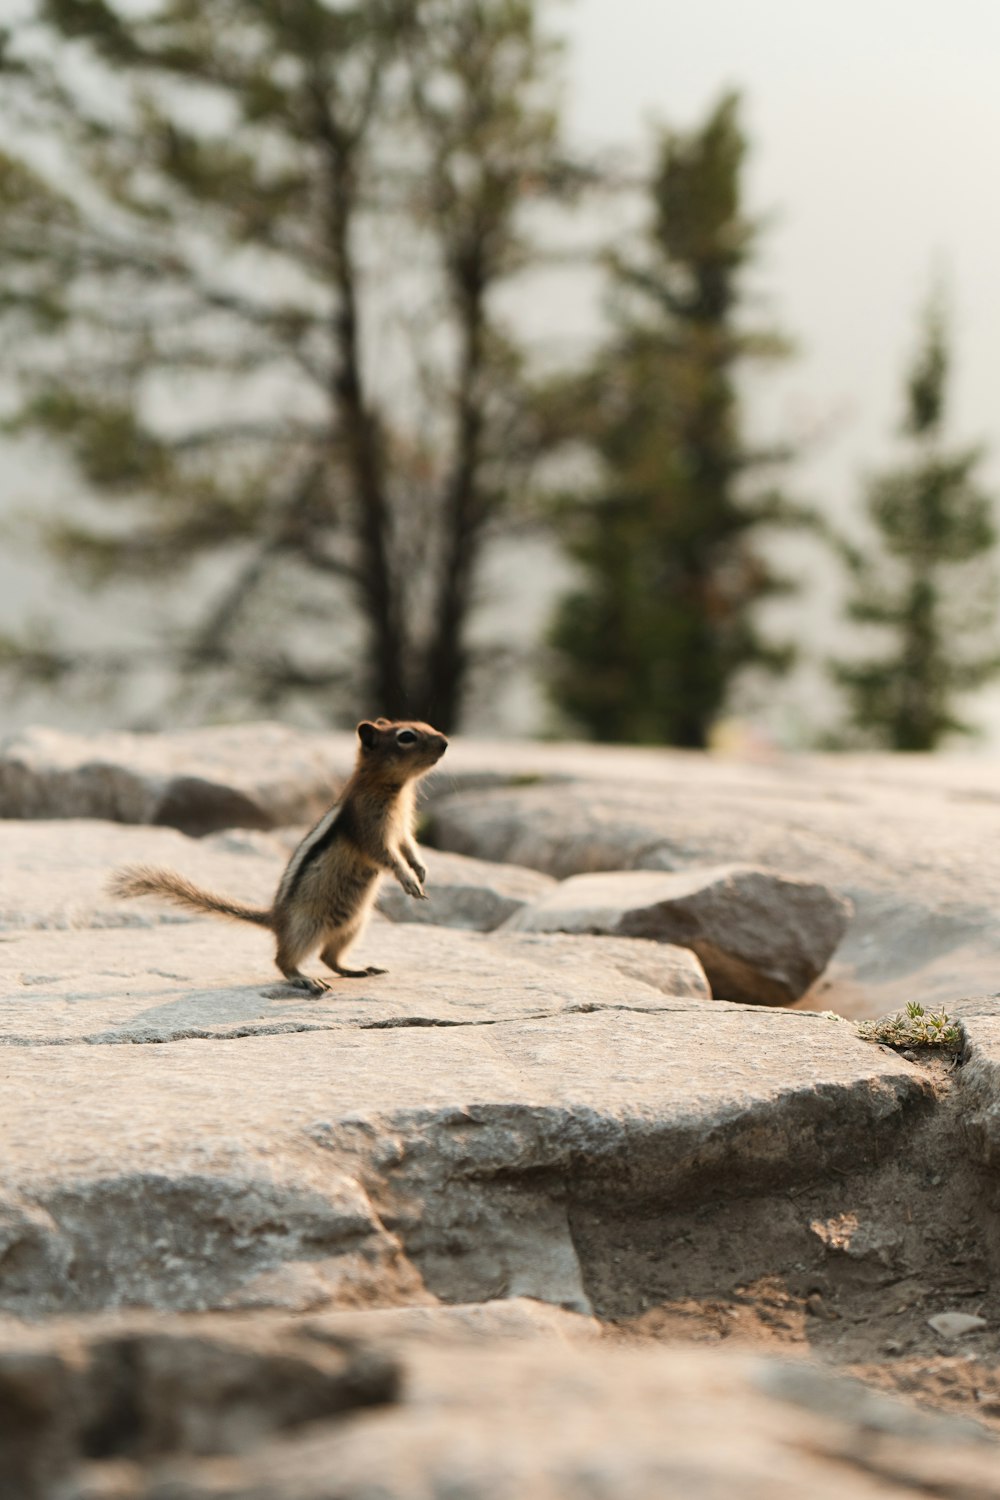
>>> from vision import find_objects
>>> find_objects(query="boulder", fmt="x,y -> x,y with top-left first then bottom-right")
5,1317 -> 998,1500
506,866 -> 851,1006
0,723 -> 339,834
377,848 -> 556,930
0,1315 -> 400,1500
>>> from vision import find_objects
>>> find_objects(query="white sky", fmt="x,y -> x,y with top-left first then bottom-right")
564,0 -> 1000,501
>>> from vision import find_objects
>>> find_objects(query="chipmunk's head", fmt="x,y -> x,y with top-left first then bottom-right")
357,718 -> 448,779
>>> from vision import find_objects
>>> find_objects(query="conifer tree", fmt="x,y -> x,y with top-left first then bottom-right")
832,295 -> 1000,749
547,93 -> 793,747
0,0 -> 564,730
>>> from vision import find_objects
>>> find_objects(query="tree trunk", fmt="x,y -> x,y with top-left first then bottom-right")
318,95 -> 410,717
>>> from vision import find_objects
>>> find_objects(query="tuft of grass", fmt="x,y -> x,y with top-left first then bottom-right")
857,1000 -> 962,1053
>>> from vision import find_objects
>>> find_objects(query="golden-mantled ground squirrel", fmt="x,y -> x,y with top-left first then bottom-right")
110,718 -> 448,993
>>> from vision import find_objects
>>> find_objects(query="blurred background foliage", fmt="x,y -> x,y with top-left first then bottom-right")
0,0 -> 997,748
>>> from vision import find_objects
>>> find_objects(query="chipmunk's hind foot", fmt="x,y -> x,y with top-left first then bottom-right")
289,972 -> 331,994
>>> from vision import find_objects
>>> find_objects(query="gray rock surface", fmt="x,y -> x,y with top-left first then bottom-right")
425,756 -> 1000,1016
949,1005 -> 1000,1169
507,865 -> 850,1006
0,724 -> 338,833
6,1316 -> 998,1500
0,722 -> 591,832
501,930 -> 710,999
7,741 -> 1000,1490
0,818 -> 927,1319
376,847 -> 556,930
0,1313 -> 400,1500
0,960 -> 928,1318
0,918 -> 718,1045
13,725 -> 1000,1016
0,820 -> 282,931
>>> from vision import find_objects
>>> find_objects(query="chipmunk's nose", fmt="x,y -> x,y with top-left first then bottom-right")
434,734 -> 448,756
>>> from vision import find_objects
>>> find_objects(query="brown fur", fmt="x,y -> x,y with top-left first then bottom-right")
110,719 -> 447,993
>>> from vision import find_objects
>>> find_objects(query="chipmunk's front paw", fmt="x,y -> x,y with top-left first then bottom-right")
401,874 -> 426,900
411,861 -> 427,885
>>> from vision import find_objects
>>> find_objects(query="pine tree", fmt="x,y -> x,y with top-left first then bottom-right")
546,93 -> 793,747
0,0 -> 565,730
832,295 -> 1000,749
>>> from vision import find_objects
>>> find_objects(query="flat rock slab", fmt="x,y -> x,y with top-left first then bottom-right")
0,920 -> 715,1044
0,723 -> 339,834
8,1318 -> 996,1500
0,821 -> 557,940
0,988 -> 928,1316
0,814 -> 928,1320
377,848 -> 556,931
507,866 -> 850,1006
0,820 -> 282,931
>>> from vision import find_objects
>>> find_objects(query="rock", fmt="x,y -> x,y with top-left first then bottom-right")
0,1315 -> 400,1500
0,915 -> 718,1046
377,848 -> 556,930
0,819 -> 708,1001
308,1296 -> 602,1346
505,932 -> 711,999
809,1211 -> 902,1266
948,1005 -> 1000,1168
0,819 -> 283,932
927,1312 -> 988,1338
428,779 -> 665,876
15,1325 -> 999,1500
0,723 -> 338,834
425,765 -> 1000,1016
0,816 -> 928,1320
0,908 -> 928,1317
506,866 -> 851,1006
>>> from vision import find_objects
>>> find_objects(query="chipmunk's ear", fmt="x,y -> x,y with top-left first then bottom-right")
357,721 -> 379,749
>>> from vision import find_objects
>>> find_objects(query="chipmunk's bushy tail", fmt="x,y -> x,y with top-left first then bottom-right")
109,865 -> 273,927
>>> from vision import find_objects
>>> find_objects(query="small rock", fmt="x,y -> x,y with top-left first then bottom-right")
507,866 -> 851,1006
927,1312 -> 987,1339
805,1292 -> 839,1321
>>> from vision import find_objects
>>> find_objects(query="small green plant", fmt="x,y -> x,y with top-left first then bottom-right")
858,1000 -> 962,1053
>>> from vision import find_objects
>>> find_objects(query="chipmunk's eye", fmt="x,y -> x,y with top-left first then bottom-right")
396,728 -> 418,745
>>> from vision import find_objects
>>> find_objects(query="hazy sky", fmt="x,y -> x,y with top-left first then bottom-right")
6,1 -> 1000,741
565,0 -> 1000,502
550,0 -> 1000,742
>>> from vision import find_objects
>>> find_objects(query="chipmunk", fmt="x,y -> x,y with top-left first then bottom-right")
110,718 -> 448,993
